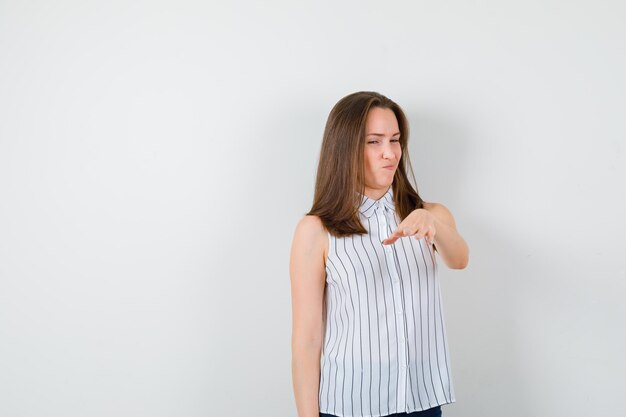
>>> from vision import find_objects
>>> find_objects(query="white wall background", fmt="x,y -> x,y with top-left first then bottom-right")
1,1 -> 624,416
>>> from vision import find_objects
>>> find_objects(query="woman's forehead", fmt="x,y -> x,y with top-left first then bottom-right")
366,108 -> 399,134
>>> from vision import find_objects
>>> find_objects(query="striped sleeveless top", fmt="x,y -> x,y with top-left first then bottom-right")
319,187 -> 455,417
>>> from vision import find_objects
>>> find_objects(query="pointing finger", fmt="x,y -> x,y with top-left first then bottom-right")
383,227 -> 415,245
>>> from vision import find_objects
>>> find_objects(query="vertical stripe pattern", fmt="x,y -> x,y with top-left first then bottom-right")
319,188 -> 455,417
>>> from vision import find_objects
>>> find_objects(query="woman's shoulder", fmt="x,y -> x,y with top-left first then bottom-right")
295,214 -> 326,235
422,201 -> 457,228
422,201 -> 444,211
291,215 -> 329,262
297,214 -> 324,226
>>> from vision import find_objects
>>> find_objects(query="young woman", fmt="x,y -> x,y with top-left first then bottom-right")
290,92 -> 469,417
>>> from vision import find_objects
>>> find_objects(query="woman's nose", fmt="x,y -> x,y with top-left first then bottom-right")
382,146 -> 394,159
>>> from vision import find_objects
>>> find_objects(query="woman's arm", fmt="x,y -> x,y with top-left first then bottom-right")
383,202 -> 469,269
290,215 -> 327,417
423,202 -> 469,269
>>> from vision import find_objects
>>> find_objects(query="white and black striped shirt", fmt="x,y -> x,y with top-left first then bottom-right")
319,187 -> 455,417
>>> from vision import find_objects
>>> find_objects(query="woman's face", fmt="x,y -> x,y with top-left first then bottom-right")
363,107 -> 402,197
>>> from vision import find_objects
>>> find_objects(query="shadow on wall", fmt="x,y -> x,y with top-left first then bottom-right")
446,217 -> 537,417
405,111 -> 470,201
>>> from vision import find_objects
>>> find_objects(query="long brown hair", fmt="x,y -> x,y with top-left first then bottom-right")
307,91 -> 424,237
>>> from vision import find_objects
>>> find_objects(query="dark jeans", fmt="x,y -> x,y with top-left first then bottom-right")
320,405 -> 442,417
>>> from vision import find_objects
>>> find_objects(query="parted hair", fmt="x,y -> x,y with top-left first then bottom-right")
307,91 -> 424,237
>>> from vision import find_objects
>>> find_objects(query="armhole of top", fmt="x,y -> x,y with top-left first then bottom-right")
324,229 -> 332,270
430,241 -> 439,270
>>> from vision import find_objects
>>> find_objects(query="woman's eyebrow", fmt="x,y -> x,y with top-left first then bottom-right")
366,132 -> 401,136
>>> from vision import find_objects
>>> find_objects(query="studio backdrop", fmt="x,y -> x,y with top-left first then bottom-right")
0,1 -> 624,416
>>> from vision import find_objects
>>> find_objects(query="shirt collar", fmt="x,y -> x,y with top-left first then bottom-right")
358,187 -> 395,218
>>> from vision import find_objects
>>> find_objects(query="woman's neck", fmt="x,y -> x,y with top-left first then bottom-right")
363,185 -> 391,200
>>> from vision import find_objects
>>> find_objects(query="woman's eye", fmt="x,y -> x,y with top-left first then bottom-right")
366,138 -> 399,144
